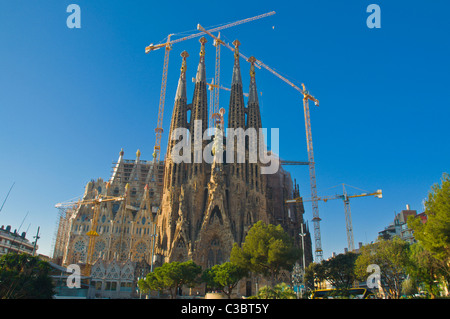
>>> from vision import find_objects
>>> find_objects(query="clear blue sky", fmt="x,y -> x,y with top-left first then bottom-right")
1,0 -> 449,260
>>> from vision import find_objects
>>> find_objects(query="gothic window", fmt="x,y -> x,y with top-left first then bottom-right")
94,240 -> 106,259
108,266 -> 119,280
216,249 -> 223,264
136,242 -> 147,254
114,241 -> 128,261
246,212 -> 252,224
206,236 -> 223,268
161,235 -> 167,250
210,206 -> 223,225
177,238 -> 186,248
112,204 -> 120,214
74,239 -> 86,253
207,249 -> 215,268
73,239 -> 87,263
134,242 -> 147,261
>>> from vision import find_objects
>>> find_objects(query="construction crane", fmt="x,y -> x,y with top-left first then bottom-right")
206,81 -> 249,98
55,183 -> 126,275
211,32 -> 222,129
286,186 -> 382,252
197,24 -> 262,70
145,11 -> 275,161
197,26 -> 324,262
280,160 -> 309,166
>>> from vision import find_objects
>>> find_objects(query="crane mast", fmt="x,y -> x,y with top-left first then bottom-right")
342,184 -> 354,251
153,37 -> 172,161
212,32 -> 222,128
286,187 -> 382,253
301,84 -> 322,261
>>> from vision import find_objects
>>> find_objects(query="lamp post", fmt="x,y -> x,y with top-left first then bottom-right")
299,223 -> 308,298
299,223 -> 306,271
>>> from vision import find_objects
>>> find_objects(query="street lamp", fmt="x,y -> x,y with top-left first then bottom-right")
299,223 -> 306,271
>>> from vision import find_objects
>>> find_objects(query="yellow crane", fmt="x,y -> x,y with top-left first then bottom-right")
197,25 -> 323,262
55,183 -> 126,275
211,32 -> 222,129
280,160 -> 309,166
145,11 -> 275,161
286,186 -> 382,252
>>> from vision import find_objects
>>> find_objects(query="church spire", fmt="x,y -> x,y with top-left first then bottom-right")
190,37 -> 208,130
175,50 -> 189,100
189,37 -> 209,177
246,56 -> 262,130
228,39 -> 245,130
168,51 -> 189,137
246,56 -> 264,191
195,36 -> 207,83
109,148 -> 125,184
165,51 -> 189,189
231,40 -> 242,85
248,56 -> 258,104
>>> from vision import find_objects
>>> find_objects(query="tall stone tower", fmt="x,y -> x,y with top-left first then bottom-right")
54,37 -> 313,298
155,39 -> 271,268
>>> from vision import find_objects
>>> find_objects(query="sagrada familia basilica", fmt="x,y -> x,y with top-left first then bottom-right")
53,37 -> 313,298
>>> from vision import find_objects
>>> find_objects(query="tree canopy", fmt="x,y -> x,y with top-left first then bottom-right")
230,221 -> 300,285
249,282 -> 297,299
0,253 -> 55,299
407,172 -> 450,295
202,262 -> 247,298
406,242 -> 443,298
138,260 -> 202,299
355,238 -> 410,299
318,252 -> 359,291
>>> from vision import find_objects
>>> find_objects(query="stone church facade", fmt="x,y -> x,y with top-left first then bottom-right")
154,37 -> 312,270
54,37 -> 313,297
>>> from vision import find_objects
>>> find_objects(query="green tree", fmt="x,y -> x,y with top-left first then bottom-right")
249,283 -> 296,299
138,260 -> 202,299
320,252 -> 359,291
407,172 -> 450,294
355,238 -> 410,299
202,262 -> 248,299
407,242 -> 443,298
0,253 -> 55,299
230,221 -> 300,286
401,276 -> 418,298
304,262 -> 324,292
